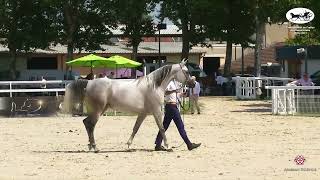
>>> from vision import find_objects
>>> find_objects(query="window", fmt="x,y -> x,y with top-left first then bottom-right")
27,57 -> 57,69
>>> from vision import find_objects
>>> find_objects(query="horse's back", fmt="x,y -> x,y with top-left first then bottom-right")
85,78 -> 148,113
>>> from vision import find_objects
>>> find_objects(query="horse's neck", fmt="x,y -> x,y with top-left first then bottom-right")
159,75 -> 175,90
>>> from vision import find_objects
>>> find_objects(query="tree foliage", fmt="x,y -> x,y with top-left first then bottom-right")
158,0 -> 207,59
50,0 -> 116,62
0,0 -> 55,79
114,0 -> 156,61
198,0 -> 255,76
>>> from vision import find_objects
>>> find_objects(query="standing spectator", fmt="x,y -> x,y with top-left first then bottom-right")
40,76 -> 47,89
190,76 -> 201,114
215,72 -> 226,95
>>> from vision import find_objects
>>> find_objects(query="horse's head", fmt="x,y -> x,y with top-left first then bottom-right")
174,58 -> 196,88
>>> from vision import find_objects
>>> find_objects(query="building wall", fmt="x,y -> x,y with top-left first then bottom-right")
166,54 -> 200,64
301,59 -> 320,75
280,59 -> 320,78
265,23 -> 289,46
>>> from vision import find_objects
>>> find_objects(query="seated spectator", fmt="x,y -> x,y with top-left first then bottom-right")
108,72 -> 115,79
99,73 -> 106,78
85,72 -> 94,80
295,73 -> 314,86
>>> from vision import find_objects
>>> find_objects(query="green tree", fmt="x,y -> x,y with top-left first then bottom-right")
0,0 -> 55,80
202,0 -> 255,76
158,0 -> 206,59
251,0 -> 292,76
114,0 -> 156,61
51,0 -> 116,65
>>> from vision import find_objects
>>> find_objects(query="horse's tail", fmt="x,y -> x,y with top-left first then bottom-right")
63,79 -> 88,113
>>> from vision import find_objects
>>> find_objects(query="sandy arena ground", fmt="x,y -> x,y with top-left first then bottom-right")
0,97 -> 320,180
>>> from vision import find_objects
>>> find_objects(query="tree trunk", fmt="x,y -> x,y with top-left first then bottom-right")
67,42 -> 74,62
254,14 -> 264,77
223,40 -> 233,77
181,22 -> 190,60
64,4 -> 76,74
131,45 -> 138,78
9,49 -> 17,80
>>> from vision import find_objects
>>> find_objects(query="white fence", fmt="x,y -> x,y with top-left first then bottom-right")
232,77 -> 294,100
0,80 -> 70,97
265,86 -> 320,115
0,79 -> 137,116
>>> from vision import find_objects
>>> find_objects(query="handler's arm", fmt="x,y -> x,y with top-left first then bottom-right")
165,89 -> 177,95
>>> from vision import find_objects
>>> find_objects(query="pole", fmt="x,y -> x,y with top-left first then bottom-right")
91,61 -> 93,74
305,47 -> 308,73
234,46 -> 237,61
158,29 -> 161,68
241,46 -> 244,76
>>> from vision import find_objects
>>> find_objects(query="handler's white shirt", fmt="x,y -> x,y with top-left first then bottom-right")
165,80 -> 182,103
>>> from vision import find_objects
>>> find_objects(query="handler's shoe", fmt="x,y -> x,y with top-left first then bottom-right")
188,143 -> 201,151
155,145 -> 167,151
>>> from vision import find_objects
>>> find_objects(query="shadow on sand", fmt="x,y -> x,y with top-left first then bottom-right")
33,148 -> 158,154
230,108 -> 271,113
230,102 -> 272,113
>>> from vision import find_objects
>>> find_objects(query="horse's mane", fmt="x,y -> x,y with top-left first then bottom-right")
145,65 -> 173,88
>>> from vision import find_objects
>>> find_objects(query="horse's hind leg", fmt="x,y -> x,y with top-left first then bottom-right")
83,113 -> 100,151
126,113 -> 147,149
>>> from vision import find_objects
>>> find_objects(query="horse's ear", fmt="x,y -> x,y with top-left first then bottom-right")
180,58 -> 188,65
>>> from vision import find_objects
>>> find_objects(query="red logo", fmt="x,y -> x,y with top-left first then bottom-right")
294,155 -> 306,165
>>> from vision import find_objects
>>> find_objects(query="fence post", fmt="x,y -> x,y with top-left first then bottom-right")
9,82 -> 12,97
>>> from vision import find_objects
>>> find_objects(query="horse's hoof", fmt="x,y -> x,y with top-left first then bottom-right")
164,144 -> 169,149
88,144 -> 93,151
166,148 -> 173,152
88,144 -> 98,152
92,144 -> 99,152
94,149 -> 100,153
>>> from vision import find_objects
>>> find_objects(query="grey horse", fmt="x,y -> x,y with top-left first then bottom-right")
64,59 -> 195,151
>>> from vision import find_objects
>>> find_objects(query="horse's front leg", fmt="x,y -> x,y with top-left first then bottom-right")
127,113 -> 147,149
153,111 -> 169,149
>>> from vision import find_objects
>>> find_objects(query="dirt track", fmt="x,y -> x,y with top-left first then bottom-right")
0,97 -> 320,180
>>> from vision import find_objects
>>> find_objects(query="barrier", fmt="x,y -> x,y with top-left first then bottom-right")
0,80 -> 70,116
0,80 -> 70,97
0,79 -> 135,117
232,77 -> 293,100
265,86 -> 320,115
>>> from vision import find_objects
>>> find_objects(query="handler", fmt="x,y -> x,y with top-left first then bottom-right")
154,79 -> 201,151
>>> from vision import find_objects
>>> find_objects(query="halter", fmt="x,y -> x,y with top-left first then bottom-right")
179,63 -> 191,81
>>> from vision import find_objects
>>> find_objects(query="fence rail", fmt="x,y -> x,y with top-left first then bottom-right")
233,77 -> 294,100
265,86 -> 320,115
0,80 -> 71,97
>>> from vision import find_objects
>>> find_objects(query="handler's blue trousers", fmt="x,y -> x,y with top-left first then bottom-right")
155,104 -> 192,146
